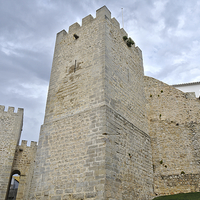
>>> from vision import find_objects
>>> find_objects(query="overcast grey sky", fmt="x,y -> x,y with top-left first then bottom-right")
1,0 -> 200,144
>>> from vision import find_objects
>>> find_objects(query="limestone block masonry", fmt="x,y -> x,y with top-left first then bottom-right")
144,76 -> 200,196
0,106 -> 23,200
12,140 -> 37,200
29,6 -> 153,200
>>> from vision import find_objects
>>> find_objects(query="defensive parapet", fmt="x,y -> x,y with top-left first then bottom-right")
0,105 -> 23,114
0,105 -> 23,200
55,6 -> 142,56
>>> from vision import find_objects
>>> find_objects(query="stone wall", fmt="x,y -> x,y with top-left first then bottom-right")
12,140 -> 37,200
30,106 -> 107,200
144,76 -> 200,196
103,10 -> 153,199
104,106 -> 153,200
0,105 -> 23,200
104,14 -> 148,134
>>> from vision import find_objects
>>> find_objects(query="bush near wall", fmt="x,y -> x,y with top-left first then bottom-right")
153,192 -> 200,200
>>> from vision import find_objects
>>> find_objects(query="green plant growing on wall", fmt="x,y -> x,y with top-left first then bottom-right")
158,95 -> 160,97
160,160 -> 163,164
165,165 -> 167,168
181,171 -> 185,174
123,36 -> 135,47
159,114 -> 162,118
123,36 -> 128,41
161,90 -> 163,93
150,94 -> 152,97
126,37 -> 135,47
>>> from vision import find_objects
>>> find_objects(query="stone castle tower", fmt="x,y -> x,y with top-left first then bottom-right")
29,6 -> 153,200
1,5 -> 200,200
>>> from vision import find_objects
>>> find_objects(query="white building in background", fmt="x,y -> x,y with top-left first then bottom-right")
173,82 -> 200,98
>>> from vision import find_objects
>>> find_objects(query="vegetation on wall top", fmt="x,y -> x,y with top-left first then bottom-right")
123,36 -> 135,47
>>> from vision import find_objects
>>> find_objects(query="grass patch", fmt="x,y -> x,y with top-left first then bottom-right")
153,192 -> 200,200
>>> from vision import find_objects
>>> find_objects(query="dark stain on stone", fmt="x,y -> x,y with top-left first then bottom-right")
68,62 -> 83,75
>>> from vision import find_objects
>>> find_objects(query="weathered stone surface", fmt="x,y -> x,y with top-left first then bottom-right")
13,141 -> 37,200
29,5 -> 153,200
0,106 -> 23,200
144,76 -> 200,196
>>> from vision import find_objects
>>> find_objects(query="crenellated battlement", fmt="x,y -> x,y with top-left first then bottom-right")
0,105 -> 5,112
120,28 -> 128,37
67,5 -> 111,34
82,14 -> 94,26
18,140 -> 37,150
55,5 -> 141,55
96,5 -> 111,19
57,6 -> 111,40
68,22 -> 81,34
0,105 -> 24,115
111,17 -> 120,28
57,6 -> 122,37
